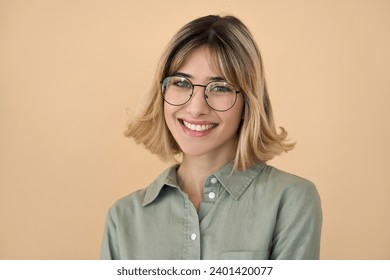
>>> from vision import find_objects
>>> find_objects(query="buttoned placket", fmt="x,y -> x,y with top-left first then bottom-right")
182,175 -> 220,259
183,192 -> 201,259
198,176 -> 219,221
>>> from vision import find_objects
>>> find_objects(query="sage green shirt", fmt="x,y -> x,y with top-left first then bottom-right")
101,162 -> 322,260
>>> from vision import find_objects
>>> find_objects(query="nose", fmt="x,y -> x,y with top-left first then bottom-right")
185,85 -> 211,116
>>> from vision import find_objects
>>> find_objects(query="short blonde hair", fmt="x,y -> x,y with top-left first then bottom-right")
125,15 -> 295,171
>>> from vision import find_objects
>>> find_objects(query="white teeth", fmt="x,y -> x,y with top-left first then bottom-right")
183,120 -> 215,132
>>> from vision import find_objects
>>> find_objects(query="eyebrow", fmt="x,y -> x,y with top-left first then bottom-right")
172,72 -> 225,82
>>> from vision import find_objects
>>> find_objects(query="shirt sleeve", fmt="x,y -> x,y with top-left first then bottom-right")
100,207 -> 120,260
270,180 -> 322,259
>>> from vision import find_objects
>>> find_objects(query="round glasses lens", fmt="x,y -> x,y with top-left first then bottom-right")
205,82 -> 237,111
162,77 -> 192,106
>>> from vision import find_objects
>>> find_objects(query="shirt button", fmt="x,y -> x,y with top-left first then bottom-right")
191,233 -> 197,240
208,192 -> 216,199
210,177 -> 217,184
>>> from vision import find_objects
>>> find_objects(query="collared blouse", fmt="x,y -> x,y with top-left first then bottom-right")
101,162 -> 322,259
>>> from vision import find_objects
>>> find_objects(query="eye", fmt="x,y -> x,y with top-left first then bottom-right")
173,78 -> 192,89
214,86 -> 230,92
209,83 -> 233,93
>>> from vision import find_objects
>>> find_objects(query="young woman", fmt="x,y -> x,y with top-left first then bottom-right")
101,15 -> 322,260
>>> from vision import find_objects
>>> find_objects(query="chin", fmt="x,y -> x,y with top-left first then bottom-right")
179,146 -> 211,158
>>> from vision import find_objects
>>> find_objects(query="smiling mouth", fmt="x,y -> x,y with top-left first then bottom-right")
180,120 -> 218,132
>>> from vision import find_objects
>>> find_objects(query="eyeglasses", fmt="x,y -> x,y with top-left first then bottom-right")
161,76 -> 240,112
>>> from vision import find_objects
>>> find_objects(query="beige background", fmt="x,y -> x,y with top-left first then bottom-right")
0,0 -> 389,259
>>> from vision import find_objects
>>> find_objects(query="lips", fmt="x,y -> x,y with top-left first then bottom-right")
182,120 -> 217,132
179,119 -> 218,133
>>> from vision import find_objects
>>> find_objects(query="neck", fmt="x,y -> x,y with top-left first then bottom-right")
176,136 -> 238,210
180,154 -> 231,178
177,148 -> 234,191
176,153 -> 233,211
180,135 -> 237,179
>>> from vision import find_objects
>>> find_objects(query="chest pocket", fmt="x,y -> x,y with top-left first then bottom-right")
220,251 -> 270,260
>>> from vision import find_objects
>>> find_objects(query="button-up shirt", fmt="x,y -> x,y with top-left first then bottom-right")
101,162 -> 322,259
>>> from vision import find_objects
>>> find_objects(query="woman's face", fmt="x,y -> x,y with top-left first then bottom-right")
164,47 -> 244,160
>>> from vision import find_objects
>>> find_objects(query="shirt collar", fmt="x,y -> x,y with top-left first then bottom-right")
142,162 -> 266,206
142,165 -> 180,207
213,162 -> 266,200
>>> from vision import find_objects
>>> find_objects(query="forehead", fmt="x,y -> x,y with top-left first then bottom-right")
176,47 -> 218,76
169,46 -> 224,77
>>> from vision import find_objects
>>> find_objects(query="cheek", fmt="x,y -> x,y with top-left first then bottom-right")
226,98 -> 244,125
163,104 -> 177,132
163,105 -> 168,121
163,105 -> 171,128
228,100 -> 245,134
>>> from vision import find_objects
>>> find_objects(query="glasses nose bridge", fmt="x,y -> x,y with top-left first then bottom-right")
187,83 -> 210,111
191,83 -> 208,95
190,83 -> 210,103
